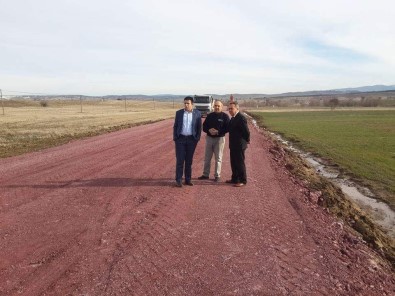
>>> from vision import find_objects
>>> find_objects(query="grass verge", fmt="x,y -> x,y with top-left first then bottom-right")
283,145 -> 395,267
1,120 -> 162,158
249,111 -> 395,268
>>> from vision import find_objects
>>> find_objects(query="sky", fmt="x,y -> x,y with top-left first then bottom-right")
1,0 -> 395,96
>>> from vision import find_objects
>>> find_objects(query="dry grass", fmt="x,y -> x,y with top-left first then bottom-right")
0,99 -> 180,158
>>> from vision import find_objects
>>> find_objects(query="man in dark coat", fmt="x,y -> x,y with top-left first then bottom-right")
173,96 -> 202,187
226,101 -> 250,187
198,100 -> 230,182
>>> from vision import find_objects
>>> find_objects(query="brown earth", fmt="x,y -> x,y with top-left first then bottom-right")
0,118 -> 394,295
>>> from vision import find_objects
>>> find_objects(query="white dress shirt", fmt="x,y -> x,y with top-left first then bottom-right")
181,110 -> 193,136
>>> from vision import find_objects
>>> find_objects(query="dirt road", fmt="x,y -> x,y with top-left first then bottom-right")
0,118 -> 394,295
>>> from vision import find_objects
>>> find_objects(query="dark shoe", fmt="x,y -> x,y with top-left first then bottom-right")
198,175 -> 209,180
214,177 -> 220,182
175,181 -> 182,187
225,179 -> 235,184
185,181 -> 194,186
234,183 -> 245,187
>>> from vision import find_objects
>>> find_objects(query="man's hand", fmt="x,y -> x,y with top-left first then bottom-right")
209,128 -> 219,136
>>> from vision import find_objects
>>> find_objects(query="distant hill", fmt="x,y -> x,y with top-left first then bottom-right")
103,94 -> 185,100
204,84 -> 395,99
9,84 -> 395,100
332,84 -> 395,93
272,84 -> 395,97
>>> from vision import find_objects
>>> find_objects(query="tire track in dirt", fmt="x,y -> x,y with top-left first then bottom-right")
0,122 -> 172,213
2,120 -> 176,294
0,118 -> 394,295
37,138 -> 193,295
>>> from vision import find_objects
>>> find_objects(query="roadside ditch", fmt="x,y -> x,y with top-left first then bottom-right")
248,114 -> 395,268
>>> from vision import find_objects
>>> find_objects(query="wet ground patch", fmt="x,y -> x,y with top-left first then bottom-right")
266,130 -> 395,268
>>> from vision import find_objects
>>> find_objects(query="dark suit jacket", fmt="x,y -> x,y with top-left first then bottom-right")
228,112 -> 250,150
173,108 -> 202,141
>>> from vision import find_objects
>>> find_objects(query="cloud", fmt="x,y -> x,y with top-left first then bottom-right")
297,38 -> 376,64
1,0 -> 394,95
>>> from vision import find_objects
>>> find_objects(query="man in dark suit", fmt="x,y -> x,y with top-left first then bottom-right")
173,96 -> 202,187
226,101 -> 250,187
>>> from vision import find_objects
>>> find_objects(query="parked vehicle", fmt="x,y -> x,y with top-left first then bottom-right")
193,95 -> 214,117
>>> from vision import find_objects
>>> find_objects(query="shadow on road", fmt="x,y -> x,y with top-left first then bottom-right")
3,177 -> 228,188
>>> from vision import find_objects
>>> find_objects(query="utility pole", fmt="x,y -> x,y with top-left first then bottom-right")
153,98 -> 155,110
1,89 -> 4,115
124,97 -> 127,112
80,95 -> 83,113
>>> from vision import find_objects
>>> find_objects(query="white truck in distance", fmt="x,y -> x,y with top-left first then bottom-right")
193,95 -> 214,117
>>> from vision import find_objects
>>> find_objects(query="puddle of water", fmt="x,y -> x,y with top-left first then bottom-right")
304,157 -> 339,179
264,129 -> 395,238
338,183 -> 395,237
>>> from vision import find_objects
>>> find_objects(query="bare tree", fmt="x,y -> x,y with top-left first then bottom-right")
328,98 -> 339,110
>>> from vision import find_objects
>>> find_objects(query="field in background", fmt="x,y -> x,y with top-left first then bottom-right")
0,99 -> 180,158
250,110 -> 395,208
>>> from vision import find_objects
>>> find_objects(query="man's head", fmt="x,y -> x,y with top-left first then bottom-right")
183,96 -> 194,112
228,101 -> 239,117
213,100 -> 223,113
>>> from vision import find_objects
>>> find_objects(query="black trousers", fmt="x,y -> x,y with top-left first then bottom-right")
175,136 -> 198,183
230,148 -> 247,184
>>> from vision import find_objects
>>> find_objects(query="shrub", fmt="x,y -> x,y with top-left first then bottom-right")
40,100 -> 48,107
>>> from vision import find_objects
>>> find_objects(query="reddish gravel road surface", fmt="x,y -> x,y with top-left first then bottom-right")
1,118 -> 394,296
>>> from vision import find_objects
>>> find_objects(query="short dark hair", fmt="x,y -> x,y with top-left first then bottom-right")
228,101 -> 239,109
184,96 -> 194,103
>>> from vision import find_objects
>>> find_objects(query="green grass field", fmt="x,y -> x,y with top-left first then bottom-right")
250,110 -> 395,208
